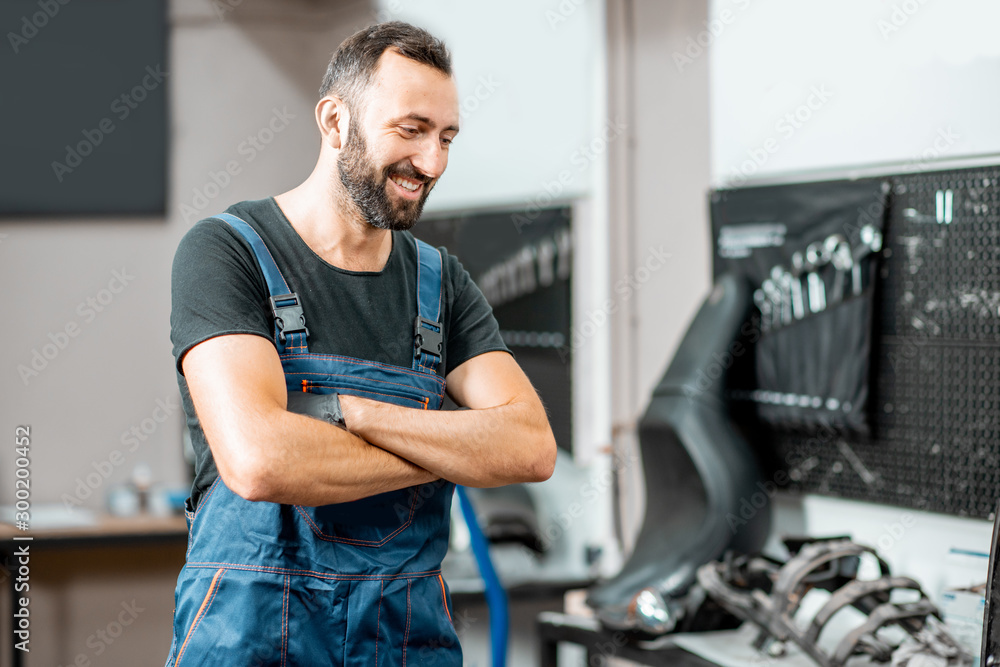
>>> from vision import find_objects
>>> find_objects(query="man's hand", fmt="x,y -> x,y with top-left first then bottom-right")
183,334 -> 437,506
339,351 -> 557,487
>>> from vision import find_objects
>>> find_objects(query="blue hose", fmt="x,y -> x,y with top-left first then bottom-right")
456,485 -> 508,667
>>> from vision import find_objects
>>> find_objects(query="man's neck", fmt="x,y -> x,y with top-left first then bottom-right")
274,176 -> 393,273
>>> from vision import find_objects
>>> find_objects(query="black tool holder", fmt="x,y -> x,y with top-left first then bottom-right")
711,179 -> 890,435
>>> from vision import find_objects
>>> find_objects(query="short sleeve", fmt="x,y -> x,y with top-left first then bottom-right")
170,218 -> 275,374
443,252 -> 511,376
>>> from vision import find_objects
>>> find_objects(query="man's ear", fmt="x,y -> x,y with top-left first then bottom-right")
316,96 -> 348,150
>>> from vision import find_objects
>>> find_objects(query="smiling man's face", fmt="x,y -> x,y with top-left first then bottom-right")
337,49 -> 460,231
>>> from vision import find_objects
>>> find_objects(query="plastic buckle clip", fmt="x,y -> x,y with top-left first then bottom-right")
414,316 -> 443,359
270,293 -> 308,344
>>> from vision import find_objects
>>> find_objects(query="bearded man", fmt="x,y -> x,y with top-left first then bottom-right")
165,21 -> 556,666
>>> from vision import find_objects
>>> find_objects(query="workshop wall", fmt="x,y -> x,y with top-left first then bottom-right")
707,0 -> 998,607
0,3 -> 383,666
0,0 -> 379,514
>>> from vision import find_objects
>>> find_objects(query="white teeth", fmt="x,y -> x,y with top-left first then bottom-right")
391,176 -> 419,192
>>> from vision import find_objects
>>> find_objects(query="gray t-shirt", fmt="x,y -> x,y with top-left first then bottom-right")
170,197 -> 509,507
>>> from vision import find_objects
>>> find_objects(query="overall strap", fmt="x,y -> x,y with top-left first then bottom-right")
413,237 -> 444,374
213,212 -> 309,355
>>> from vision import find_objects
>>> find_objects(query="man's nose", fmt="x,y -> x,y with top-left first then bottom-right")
410,137 -> 448,180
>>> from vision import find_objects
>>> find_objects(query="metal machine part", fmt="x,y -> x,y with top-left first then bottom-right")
697,540 -> 971,667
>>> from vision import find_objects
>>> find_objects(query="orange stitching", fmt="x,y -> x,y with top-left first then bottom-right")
415,238 -> 422,328
403,579 -> 412,667
191,476 -> 223,521
296,387 -> 429,409
283,371 -> 441,394
184,562 -> 441,580
281,574 -> 289,667
293,489 -> 417,546
375,579 -> 383,665
280,353 -> 446,385
438,575 -> 452,623
175,568 -> 225,666
435,247 -> 443,322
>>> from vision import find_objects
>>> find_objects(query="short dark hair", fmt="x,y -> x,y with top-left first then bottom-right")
319,21 -> 452,107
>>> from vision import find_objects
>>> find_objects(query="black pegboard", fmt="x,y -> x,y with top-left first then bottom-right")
413,208 -> 573,454
715,166 -> 1000,519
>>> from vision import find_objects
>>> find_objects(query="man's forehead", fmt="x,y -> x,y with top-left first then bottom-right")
367,50 -> 459,126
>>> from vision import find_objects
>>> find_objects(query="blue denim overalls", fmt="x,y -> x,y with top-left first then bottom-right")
166,213 -> 461,666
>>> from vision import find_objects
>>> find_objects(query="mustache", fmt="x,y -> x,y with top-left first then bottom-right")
385,161 -> 430,184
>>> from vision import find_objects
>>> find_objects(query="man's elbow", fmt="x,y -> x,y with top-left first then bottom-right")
215,445 -> 279,503
222,464 -> 274,502
526,431 -> 557,483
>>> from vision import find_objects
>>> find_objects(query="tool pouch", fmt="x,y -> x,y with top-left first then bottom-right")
710,178 -> 889,437
750,281 -> 876,434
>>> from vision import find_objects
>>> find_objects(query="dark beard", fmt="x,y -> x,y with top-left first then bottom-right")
337,123 -> 432,232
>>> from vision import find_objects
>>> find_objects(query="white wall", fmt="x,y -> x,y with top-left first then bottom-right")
710,0 -> 1000,184
603,0 -> 715,555
377,0 -> 603,214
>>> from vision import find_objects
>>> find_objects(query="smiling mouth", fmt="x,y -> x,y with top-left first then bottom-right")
389,174 -> 424,195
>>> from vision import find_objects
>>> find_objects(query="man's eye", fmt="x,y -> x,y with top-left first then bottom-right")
401,127 -> 419,136
441,136 -> 454,146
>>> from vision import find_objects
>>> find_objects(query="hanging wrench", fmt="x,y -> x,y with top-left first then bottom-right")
753,289 -> 772,332
851,225 -> 884,295
779,270 -> 795,326
762,278 -> 782,330
830,241 -> 853,304
771,266 -> 793,326
790,251 -> 806,320
823,234 -> 848,305
804,242 -> 827,313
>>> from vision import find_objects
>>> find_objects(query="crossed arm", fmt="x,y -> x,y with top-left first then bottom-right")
182,334 -> 557,506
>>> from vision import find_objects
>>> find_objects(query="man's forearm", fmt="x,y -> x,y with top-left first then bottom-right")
212,406 -> 437,506
341,397 -> 555,487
